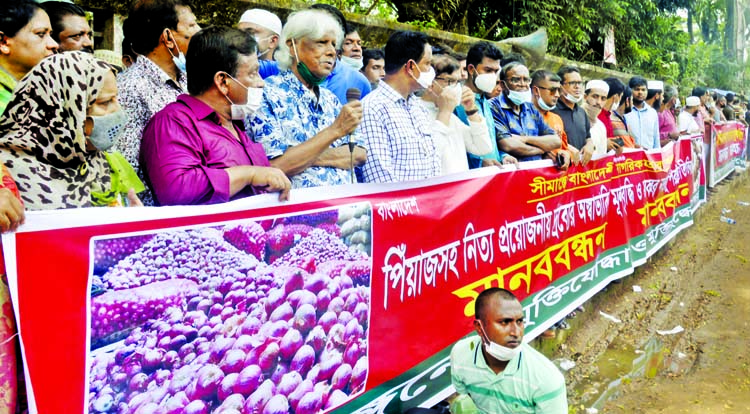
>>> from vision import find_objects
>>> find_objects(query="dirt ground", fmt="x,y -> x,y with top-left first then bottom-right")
554,169 -> 750,414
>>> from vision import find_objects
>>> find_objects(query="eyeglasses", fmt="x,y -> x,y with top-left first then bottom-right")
536,85 -> 561,93
435,77 -> 461,87
563,81 -> 584,87
508,77 -> 531,86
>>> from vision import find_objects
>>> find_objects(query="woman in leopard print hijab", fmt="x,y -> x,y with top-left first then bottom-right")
0,51 -> 120,210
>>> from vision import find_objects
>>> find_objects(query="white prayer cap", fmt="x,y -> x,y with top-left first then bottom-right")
647,80 -> 664,91
685,96 -> 701,107
585,79 -> 609,94
239,9 -> 282,36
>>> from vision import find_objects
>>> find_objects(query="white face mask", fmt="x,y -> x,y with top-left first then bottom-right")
88,110 -> 128,151
536,95 -> 556,112
448,84 -> 463,105
254,35 -> 273,59
479,323 -> 522,362
565,93 -> 583,104
611,102 -> 620,112
473,72 -> 497,94
412,63 -> 436,89
225,74 -> 264,120
340,55 -> 364,71
506,88 -> 532,106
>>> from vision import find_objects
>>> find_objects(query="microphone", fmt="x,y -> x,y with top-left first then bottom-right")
345,88 -> 361,184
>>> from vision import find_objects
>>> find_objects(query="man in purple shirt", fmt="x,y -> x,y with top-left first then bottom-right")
141,26 -> 290,206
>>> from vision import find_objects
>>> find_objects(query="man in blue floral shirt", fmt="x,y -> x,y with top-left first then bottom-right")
490,62 -> 561,162
248,9 -> 365,189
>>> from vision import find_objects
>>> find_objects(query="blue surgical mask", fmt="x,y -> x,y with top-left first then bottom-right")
507,88 -> 532,106
167,30 -> 187,73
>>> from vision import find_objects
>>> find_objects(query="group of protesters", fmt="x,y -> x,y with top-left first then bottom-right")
1,0 -> 748,218
0,0 -> 749,412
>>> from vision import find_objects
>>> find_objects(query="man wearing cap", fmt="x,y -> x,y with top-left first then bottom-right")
238,8 -> 281,79
679,96 -> 702,135
582,80 -> 612,156
625,77 -> 660,150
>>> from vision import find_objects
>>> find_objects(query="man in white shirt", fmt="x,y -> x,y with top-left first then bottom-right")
625,76 -> 660,149
582,80 -> 610,156
678,96 -> 703,135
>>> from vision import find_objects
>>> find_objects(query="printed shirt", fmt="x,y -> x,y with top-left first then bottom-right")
248,70 -> 349,188
552,100 -> 590,149
0,67 -> 16,117
115,56 -> 187,205
658,109 -> 679,140
359,80 -> 440,183
490,93 -> 556,162
624,103 -> 660,150
141,94 -> 270,206
451,337 -> 568,414
323,59 -> 371,105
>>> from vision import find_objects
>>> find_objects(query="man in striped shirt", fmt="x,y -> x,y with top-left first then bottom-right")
451,288 -> 568,413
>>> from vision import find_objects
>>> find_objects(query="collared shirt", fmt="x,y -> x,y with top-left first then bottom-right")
598,108 -> 615,138
359,80 -> 440,183
324,59 -> 372,105
116,56 -> 187,205
552,100 -> 590,149
624,103 -> 660,149
456,93 -> 509,168
141,94 -> 270,206
249,69 -> 349,188
451,337 -> 568,414
678,110 -> 701,134
0,67 -> 17,116
490,94 -> 555,162
658,109 -> 679,140
259,59 -> 280,79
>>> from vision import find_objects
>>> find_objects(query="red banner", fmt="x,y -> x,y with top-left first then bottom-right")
2,140 -> 699,414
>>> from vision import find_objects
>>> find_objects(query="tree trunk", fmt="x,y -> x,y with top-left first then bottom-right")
725,0 -> 736,58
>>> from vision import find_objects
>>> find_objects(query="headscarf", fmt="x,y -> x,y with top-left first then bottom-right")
0,52 -> 117,210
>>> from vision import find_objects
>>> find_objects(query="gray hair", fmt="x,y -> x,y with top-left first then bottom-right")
663,84 -> 678,103
276,9 -> 344,71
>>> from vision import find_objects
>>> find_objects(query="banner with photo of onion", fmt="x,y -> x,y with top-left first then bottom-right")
87,203 -> 373,414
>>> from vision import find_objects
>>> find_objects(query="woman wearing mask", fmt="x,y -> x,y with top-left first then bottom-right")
0,52 -> 143,210
421,55 -> 492,174
0,0 -> 58,114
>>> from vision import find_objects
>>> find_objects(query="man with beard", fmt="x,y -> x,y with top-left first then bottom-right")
678,96 -> 702,135
456,41 -> 516,167
40,1 -> 93,53
625,76 -> 660,149
658,84 -> 680,146
450,288 -> 568,414
581,80 -> 610,156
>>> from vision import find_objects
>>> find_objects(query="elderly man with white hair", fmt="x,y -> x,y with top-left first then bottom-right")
582,80 -> 611,156
247,9 -> 366,189
679,96 -> 703,135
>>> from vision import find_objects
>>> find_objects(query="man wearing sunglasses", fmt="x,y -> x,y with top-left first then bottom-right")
531,70 -> 574,169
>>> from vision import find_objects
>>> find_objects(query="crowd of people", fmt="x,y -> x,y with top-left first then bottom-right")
1,0 -> 749,412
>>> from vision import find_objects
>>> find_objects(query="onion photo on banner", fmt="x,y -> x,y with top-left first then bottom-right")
86,203 -> 373,414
